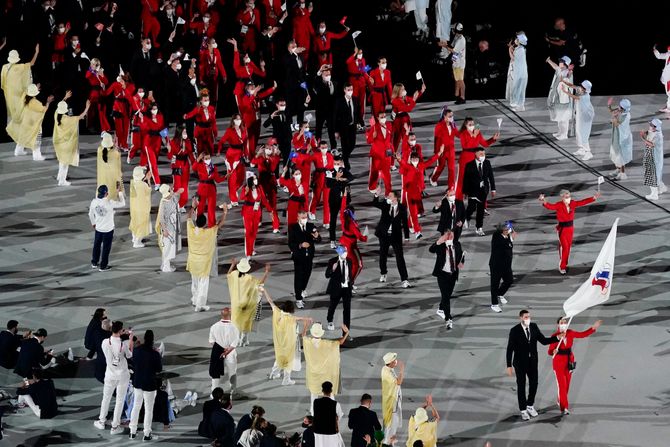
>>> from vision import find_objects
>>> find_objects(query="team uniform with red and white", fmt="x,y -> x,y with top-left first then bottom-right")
141,113 -> 166,186
278,176 -> 306,226
432,119 -> 460,188
542,196 -> 596,271
339,211 -> 368,281
455,130 -> 496,200
86,69 -> 111,132
548,327 -> 596,412
167,137 -> 196,209
105,81 -> 134,150
346,54 -> 369,123
251,153 -> 281,231
391,93 -> 421,154
193,160 -> 226,226
241,186 -> 273,257
184,104 -> 217,155
218,127 -> 248,204
199,48 -> 227,107
313,29 -> 348,66
239,86 -> 275,158
399,153 -> 440,235
366,121 -> 394,195
368,67 -> 392,117
309,149 -> 334,225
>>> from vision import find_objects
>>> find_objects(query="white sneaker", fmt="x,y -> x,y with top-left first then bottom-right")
581,152 -> 593,161
555,135 -> 568,141
33,154 -> 46,161
281,378 -> 296,386
659,183 -> 668,194
14,147 -> 27,156
526,406 -> 538,418
94,420 -> 106,430
430,180 -> 437,187
323,224 -> 330,230
436,309 -> 445,319
616,172 -> 628,180
646,191 -> 659,201
301,290 -> 309,299
308,213 -> 316,220
178,207 -> 186,213
475,228 -> 485,236
463,220 -> 469,229
490,304 -> 502,313
520,410 -> 531,421
562,408 -> 571,415
58,180 -> 72,186
401,280 -> 411,288
269,371 -> 281,380
161,266 -> 176,273
573,149 -> 585,156
391,165 -> 397,171
498,296 -> 508,304
184,391 -> 192,402
327,322 -> 335,331
110,426 -> 124,435
202,305 -> 210,311
330,241 -> 337,249
190,392 -> 198,406
296,300 -> 305,309
446,319 -> 453,330
559,269 -> 567,275
273,228 -> 280,234
194,306 -> 201,312
379,274 -> 387,283
415,232 -> 423,240
409,227 -> 415,234
133,241 -> 145,248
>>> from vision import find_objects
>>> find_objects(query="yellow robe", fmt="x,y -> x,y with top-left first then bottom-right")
1,62 -> 32,123
272,307 -> 298,370
186,220 -> 218,278
6,97 -> 47,149
228,271 -> 260,332
382,366 -> 400,427
406,418 -> 437,447
303,336 -> 340,395
96,146 -> 123,201
52,112 -> 80,166
129,179 -> 153,239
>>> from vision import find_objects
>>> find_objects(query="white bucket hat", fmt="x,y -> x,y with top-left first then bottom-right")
310,323 -> 325,338
26,84 -> 39,97
383,352 -> 397,365
56,101 -> 69,115
7,50 -> 20,64
413,407 -> 428,425
132,166 -> 145,181
101,132 -> 114,148
237,257 -> 251,273
159,184 -> 171,198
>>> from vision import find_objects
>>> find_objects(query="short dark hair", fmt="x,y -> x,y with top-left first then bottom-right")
343,83 -> 353,89
251,405 -> 266,416
519,310 -> 529,317
280,300 -> 295,313
34,328 -> 48,338
144,330 -> 155,347
304,415 -> 314,423
222,393 -> 232,409
322,381 -> 333,393
212,387 -> 224,400
111,321 -> 124,333
7,320 -> 19,330
361,393 -> 372,402
195,214 -> 207,228
413,441 -> 424,447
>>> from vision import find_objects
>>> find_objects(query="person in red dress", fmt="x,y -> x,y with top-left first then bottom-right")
240,172 -> 273,257
183,91 -> 217,155
85,58 -> 111,132
548,318 -> 602,415
539,190 -> 602,274
189,10 -> 218,41
251,138 -> 282,233
193,151 -> 226,226
455,118 -> 499,200
368,57 -> 393,118
366,112 -> 394,196
218,115 -> 249,205
52,23 -> 69,68
199,38 -> 227,109
431,107 -> 460,188
346,48 -> 370,125
141,0 -> 161,46
308,140 -> 334,226
291,0 -> 315,64
279,167 -> 307,226
228,38 -> 267,105
167,126 -> 196,210
312,21 -> 349,66
105,73 -> 134,151
141,103 -> 166,188
390,82 -> 425,155
238,81 -> 276,159
128,88 -> 150,163
236,0 -> 261,56
339,199 -> 368,283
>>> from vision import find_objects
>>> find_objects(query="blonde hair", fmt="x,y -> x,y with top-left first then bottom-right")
391,83 -> 404,100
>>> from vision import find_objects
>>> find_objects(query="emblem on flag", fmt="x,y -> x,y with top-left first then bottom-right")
591,263 -> 611,294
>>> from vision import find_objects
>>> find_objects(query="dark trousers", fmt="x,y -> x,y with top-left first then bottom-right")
91,230 -> 114,268
436,272 -> 456,319
327,287 -> 352,330
293,256 -> 313,300
514,361 -> 538,411
490,266 -> 513,305
328,197 -> 342,242
315,108 -> 337,149
379,236 -> 408,281
339,125 -> 356,170
465,193 -> 487,229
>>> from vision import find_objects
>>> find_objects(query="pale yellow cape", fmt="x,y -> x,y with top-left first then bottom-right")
97,146 -> 123,200
52,112 -> 80,166
129,179 -> 153,239
381,366 -> 399,427
406,418 -> 437,447
303,336 -> 340,395
186,220 -> 218,278
228,271 -> 260,332
6,97 -> 47,149
272,306 -> 298,370
1,62 -> 32,123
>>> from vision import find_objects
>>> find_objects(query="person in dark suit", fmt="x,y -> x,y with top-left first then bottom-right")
129,330 -> 163,440
325,156 -> 354,245
84,308 -> 107,359
282,41 -> 307,126
372,191 -> 411,287
326,246 -> 354,338
432,188 -> 466,241
311,66 -> 338,149
0,320 -> 23,370
15,368 -> 58,419
462,148 -> 495,236
429,230 -> 464,330
181,67 -> 200,138
489,221 -> 517,312
130,39 -> 160,93
234,405 -> 266,444
263,98 -> 293,163
506,310 -> 562,421
347,393 -> 382,447
161,58 -> 184,126
333,84 -> 361,170
199,389 -> 236,447
288,210 -> 322,308
301,415 -> 315,447
14,328 -> 52,378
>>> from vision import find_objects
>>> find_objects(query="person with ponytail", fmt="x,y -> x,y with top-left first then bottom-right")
97,132 -> 123,201
53,92 -> 90,186
339,196 -> 368,284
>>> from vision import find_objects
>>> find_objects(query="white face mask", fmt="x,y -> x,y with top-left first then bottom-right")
151,109 -> 158,116
202,100 -> 210,107
175,63 -> 182,70
58,27 -> 65,34
411,160 -> 419,167
182,131 -> 188,139
345,91 -> 353,99
467,124 -> 475,131
323,75 -> 331,82
138,91 -> 145,98
116,76 -> 122,83
319,27 -> 326,34
299,218 -> 307,225
234,119 -> 242,127
205,159 -> 212,165
380,63 -> 387,70
143,44 -> 151,51
190,77 -> 196,85
386,198 -> 392,204
278,105 -> 286,111
303,127 -> 310,133
211,43 -> 218,49
379,118 -> 387,124
294,174 -> 302,182
299,2 -> 305,8
448,116 -> 454,123
559,324 -> 568,332
563,197 -> 571,204
356,54 -> 363,60
477,155 -> 485,162
265,149 -> 272,155
166,8 -> 173,15
253,179 -> 258,186
339,253 -> 348,260
203,17 -> 210,23
447,195 -> 455,204
408,140 -> 416,146
445,239 -> 453,246
321,147 -> 328,153
243,57 -> 251,64
72,40 -> 80,46
522,318 -> 531,327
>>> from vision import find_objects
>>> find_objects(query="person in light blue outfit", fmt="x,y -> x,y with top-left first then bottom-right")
546,56 -> 573,140
563,80 -> 594,160
607,98 -> 633,180
505,32 -> 528,111
435,0 -> 453,59
640,118 -> 664,200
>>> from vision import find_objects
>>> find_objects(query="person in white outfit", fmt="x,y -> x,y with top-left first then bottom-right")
652,45 -> 670,113
435,0 -> 453,59
447,23 -> 467,104
208,307 -> 240,395
506,32 -> 528,111
563,80 -> 595,160
412,0 -> 429,37
640,118 -> 664,200
89,184 -> 126,271
546,56 -> 573,140
94,320 -> 133,435
607,98 -> 633,180
156,184 -> 183,272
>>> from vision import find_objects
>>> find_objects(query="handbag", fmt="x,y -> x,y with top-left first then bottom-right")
568,360 -> 576,371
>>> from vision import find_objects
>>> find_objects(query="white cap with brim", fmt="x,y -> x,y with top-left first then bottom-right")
26,84 -> 39,97
101,132 -> 114,148
517,34 -> 528,46
560,56 -> 571,66
413,407 -> 428,425
581,80 -> 592,93
455,23 -> 463,32
56,101 -> 69,115
651,118 -> 663,130
132,166 -> 145,181
383,352 -> 397,365
237,257 -> 251,273
310,323 -> 325,338
159,184 -> 171,198
7,50 -> 20,64
619,99 -> 631,112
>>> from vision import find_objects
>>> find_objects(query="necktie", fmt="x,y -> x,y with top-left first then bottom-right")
478,162 -> 483,178
447,245 -> 455,273
348,100 -> 353,122
341,261 -> 347,285
328,81 -> 333,94
525,327 -> 530,341
144,52 -> 149,61
392,206 -> 396,218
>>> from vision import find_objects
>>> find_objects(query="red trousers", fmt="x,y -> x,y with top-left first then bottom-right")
557,225 -> 574,270
369,92 -> 387,117
260,179 -> 280,231
114,114 -> 130,150
368,158 -> 392,195
339,238 -> 363,281
430,147 -> 456,187
552,357 -> 572,411
202,77 -> 220,108
89,100 -> 110,132
142,16 -> 160,46
392,116 -> 411,152
242,207 -> 261,257
195,128 -> 215,155
226,163 -> 245,203
402,190 -> 422,233
309,174 -> 330,225
286,198 -> 306,226
246,119 -> 260,159
129,130 -> 145,159
141,144 -> 161,185
196,183 -> 218,226
172,163 -> 190,208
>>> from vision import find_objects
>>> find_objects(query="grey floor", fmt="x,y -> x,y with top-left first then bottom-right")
0,95 -> 669,447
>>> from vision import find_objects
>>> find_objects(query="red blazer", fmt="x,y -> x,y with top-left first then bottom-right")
184,105 -> 218,137
434,120 -> 460,152
193,160 -> 226,183
292,7 -> 314,47
233,50 -> 266,95
366,122 -> 393,160
86,70 -> 109,101
189,20 -> 218,39
368,68 -> 393,99
291,132 -> 318,151
262,0 -> 283,26
141,0 -> 159,17
236,7 -> 260,30
346,54 -> 368,82
313,30 -> 348,63
218,127 -> 248,155
548,328 -> 596,364
459,130 -> 495,150
168,138 -> 196,167
241,187 -> 272,212
199,48 -> 227,81
341,216 -> 368,243
399,154 -> 439,193
278,177 -> 306,200
311,151 -> 334,174
391,95 -> 419,115
142,114 -> 165,149
251,154 -> 280,176
239,87 -> 275,125
543,197 -> 596,223
105,81 -> 134,114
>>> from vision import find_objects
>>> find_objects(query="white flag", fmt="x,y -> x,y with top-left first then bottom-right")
176,17 -> 186,25
352,31 -> 362,39
562,218 -> 618,318
415,71 -> 422,80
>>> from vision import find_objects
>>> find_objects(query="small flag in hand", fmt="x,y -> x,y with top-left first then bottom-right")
176,17 -> 186,25
415,71 -> 422,80
352,31 -> 362,39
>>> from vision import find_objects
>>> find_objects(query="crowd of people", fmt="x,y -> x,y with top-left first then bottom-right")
0,1 -> 665,446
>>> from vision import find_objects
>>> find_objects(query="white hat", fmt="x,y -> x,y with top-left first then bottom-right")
310,323 -> 325,338
559,56 -> 571,66
454,23 -> 463,32
26,84 -> 39,97
56,101 -> 69,115
383,352 -> 397,365
413,407 -> 428,425
581,80 -> 592,93
7,50 -> 20,64
650,118 -> 663,130
132,166 -> 145,181
236,257 -> 251,273
516,33 -> 528,46
159,184 -> 171,198
101,132 -> 114,148
619,98 -> 631,112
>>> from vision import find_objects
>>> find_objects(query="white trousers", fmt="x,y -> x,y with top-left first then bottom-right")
210,352 -> 238,391
57,163 -> 69,184
129,389 -> 157,436
384,411 -> 402,444
18,394 -> 41,418
98,375 -> 130,427
665,81 -> 670,108
414,5 -> 428,32
191,275 -> 210,307
557,120 -> 570,139
160,239 -> 176,271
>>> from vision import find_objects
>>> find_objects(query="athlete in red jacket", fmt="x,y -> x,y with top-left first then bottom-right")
230,40 -> 267,103
390,83 -> 424,154
128,89 -> 150,162
167,127 -> 196,209
312,21 -> 349,66
105,74 -> 134,151
346,48 -> 370,124
183,93 -> 217,155
240,173 -> 273,257
199,39 -> 227,109
366,113 -> 393,196
251,139 -> 281,232
292,1 -> 315,63
193,152 -> 226,226
141,0 -> 161,46
236,1 -> 261,55
397,148 -> 442,238
85,60 -> 111,132
141,104 -> 166,187
308,140 -> 334,226
368,58 -> 392,118
431,108 -> 460,188
238,81 -> 276,158
218,116 -> 249,205
455,118 -> 499,200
